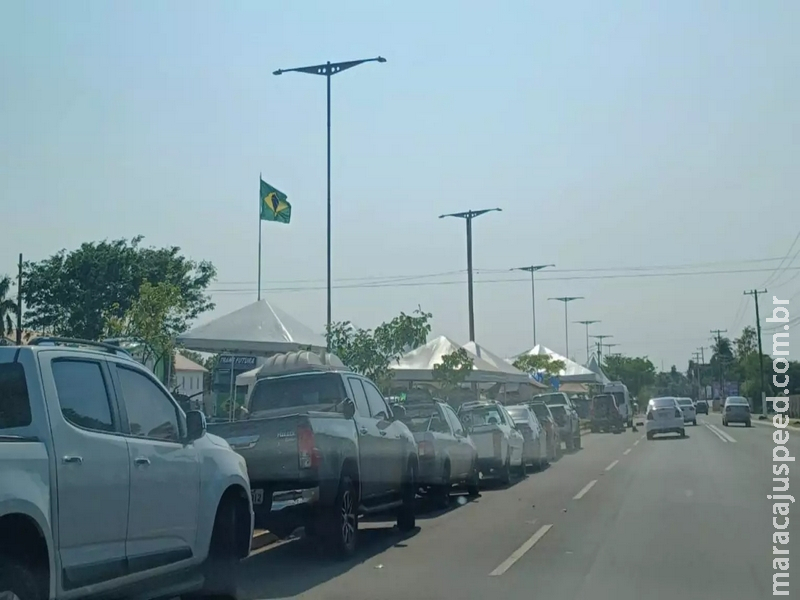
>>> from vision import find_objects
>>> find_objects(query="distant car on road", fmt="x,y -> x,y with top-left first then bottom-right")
676,397 -> 697,426
723,396 -> 752,427
457,401 -> 524,484
392,399 -> 480,506
646,397 -> 686,440
505,404 -> 550,471
695,399 -> 709,415
589,393 -> 625,433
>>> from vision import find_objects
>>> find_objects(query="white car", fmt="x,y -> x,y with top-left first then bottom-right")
645,397 -> 686,440
676,397 -> 697,425
0,339 -> 253,600
458,401 -> 524,484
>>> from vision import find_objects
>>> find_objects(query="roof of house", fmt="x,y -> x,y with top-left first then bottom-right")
174,353 -> 208,373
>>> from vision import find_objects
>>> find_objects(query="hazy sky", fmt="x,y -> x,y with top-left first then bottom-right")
2,1 -> 798,368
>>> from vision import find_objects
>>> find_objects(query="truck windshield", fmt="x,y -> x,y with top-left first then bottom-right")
0,363 -> 31,430
249,373 -> 345,413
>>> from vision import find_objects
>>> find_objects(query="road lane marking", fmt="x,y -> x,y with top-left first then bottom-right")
489,524 -> 553,576
704,423 -> 727,442
633,439 -> 640,446
573,480 -> 597,500
705,423 -> 737,443
623,448 -> 632,455
605,460 -> 619,472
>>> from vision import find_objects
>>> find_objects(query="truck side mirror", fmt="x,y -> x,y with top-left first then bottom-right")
186,410 -> 207,442
343,398 -> 356,419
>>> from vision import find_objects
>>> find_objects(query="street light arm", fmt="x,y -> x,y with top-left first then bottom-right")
439,208 -> 502,220
274,56 -> 386,77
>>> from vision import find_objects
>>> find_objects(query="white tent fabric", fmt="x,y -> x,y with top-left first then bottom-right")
461,341 -> 545,389
177,299 -> 327,354
585,355 -> 611,385
391,336 -> 530,384
511,344 -> 602,384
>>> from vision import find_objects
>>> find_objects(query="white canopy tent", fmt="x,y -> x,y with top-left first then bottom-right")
461,341 -> 546,390
391,336 -> 530,384
177,299 -> 327,355
586,355 -> 611,385
511,344 -> 604,384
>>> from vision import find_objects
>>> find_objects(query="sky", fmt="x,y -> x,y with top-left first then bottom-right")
1,0 -> 799,369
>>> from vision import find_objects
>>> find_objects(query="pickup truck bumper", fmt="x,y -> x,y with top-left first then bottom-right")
477,456 -> 505,475
252,486 -> 319,538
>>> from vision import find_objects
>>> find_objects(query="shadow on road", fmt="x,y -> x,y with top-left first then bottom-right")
413,492 -> 480,520
236,524 -> 420,599
651,435 -> 690,441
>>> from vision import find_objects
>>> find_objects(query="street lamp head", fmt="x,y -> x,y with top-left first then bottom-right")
376,56 -> 387,63
273,69 -> 283,76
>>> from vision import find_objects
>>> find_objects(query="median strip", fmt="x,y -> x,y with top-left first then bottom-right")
489,524 -> 553,576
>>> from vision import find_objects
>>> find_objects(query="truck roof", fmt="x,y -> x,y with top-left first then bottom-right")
0,337 -> 139,363
255,350 -> 350,379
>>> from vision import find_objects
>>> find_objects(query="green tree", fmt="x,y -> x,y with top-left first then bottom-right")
23,236 -> 215,340
432,348 -> 474,399
326,308 -> 433,390
0,275 -> 18,338
103,281 -> 186,381
602,355 -> 656,397
512,354 -> 565,383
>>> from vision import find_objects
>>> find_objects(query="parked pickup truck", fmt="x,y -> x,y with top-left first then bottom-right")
457,401 -> 524,484
208,351 -> 419,558
0,338 -> 253,600
531,392 -> 582,451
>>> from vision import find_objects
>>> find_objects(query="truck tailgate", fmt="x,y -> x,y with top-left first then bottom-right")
208,414 -> 313,486
470,425 -> 502,459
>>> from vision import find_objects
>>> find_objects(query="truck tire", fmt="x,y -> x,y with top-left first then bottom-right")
466,460 -> 480,497
500,457 -> 511,485
433,462 -> 451,509
0,559 -> 41,600
573,430 -> 582,450
185,498 -> 239,599
397,461 -> 417,532
319,475 -> 358,559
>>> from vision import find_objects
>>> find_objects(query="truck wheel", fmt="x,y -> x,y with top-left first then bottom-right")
433,463 -> 451,509
573,432 -> 582,450
183,498 -> 239,599
0,559 -> 41,600
321,474 -> 358,558
466,460 -> 480,497
499,457 -> 512,485
397,462 -> 417,532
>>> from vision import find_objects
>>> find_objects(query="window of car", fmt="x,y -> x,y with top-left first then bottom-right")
506,405 -> 531,423
346,378 -> 371,417
250,373 -> 346,413
52,360 -> 116,433
362,380 -> 391,420
116,366 -> 180,442
726,397 -> 749,405
651,398 -> 677,409
0,362 -> 31,430
677,398 -> 694,407
460,405 -> 506,426
442,404 -> 465,436
529,403 -> 551,422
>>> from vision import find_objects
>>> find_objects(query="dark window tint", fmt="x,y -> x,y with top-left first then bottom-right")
529,403 -> 550,421
651,398 -> 676,409
347,378 -> 371,417
53,361 -> 114,432
117,367 -> 179,442
0,363 -> 31,429
443,405 -> 464,435
250,373 -> 346,413
362,381 -> 389,419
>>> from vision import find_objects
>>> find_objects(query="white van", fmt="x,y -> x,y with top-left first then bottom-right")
603,381 -> 633,428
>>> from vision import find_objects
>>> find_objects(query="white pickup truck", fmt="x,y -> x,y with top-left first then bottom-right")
0,338 -> 253,600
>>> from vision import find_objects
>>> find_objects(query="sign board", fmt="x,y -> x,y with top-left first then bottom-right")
218,355 -> 258,369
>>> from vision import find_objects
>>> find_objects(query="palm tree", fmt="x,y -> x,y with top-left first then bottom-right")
0,275 -> 19,339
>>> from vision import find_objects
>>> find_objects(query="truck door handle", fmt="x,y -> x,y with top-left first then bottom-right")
134,457 -> 151,466
62,456 -> 82,464
359,428 -> 368,435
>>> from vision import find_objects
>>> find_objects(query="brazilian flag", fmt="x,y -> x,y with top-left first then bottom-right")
260,179 -> 291,224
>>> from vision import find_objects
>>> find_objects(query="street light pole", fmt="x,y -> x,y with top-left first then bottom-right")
514,264 -> 555,346
548,297 -> 583,358
440,208 -> 502,341
574,319 -> 600,363
591,334 -> 613,362
274,56 -> 386,342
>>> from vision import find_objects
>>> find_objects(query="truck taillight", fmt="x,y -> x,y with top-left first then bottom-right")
493,430 -> 503,457
297,425 -> 320,469
418,440 -> 434,458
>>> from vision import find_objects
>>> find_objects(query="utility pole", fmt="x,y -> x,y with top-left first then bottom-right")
15,254 -> 22,345
692,351 -> 702,399
710,329 -> 727,401
697,346 -> 706,398
744,289 -> 767,413
514,264 -> 555,346
575,320 -> 600,363
548,296 -> 584,358
441,209 -> 502,341
591,334 -> 613,362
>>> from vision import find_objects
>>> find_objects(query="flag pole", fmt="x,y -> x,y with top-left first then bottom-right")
257,173 -> 262,301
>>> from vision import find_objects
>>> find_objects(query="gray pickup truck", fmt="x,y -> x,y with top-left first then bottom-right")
531,392 -> 582,451
208,352 -> 419,558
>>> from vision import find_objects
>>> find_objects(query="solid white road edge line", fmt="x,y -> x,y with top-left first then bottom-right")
703,423 -> 726,442
705,422 -> 735,443
489,524 -> 554,576
623,448 -> 632,455
605,460 -> 619,472
573,479 -> 598,500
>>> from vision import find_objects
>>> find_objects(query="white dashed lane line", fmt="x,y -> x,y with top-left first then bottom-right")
605,460 -> 619,472
489,524 -> 554,576
573,479 -> 598,500
704,422 -> 737,443
623,448 -> 632,455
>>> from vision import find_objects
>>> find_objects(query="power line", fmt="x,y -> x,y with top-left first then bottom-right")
207,266 -> 800,294
762,231 -> 800,287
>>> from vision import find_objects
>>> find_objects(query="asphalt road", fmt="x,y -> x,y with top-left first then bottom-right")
234,415 -> 800,600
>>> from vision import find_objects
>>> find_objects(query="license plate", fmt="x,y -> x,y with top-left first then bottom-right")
251,489 -> 264,505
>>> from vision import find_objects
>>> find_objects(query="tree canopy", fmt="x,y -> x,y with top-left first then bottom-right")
602,355 -> 656,398
512,354 -> 565,383
0,275 -> 18,337
23,237 -> 216,340
432,348 -> 475,395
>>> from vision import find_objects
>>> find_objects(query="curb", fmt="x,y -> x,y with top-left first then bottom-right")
752,416 -> 800,430
251,529 -> 278,552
